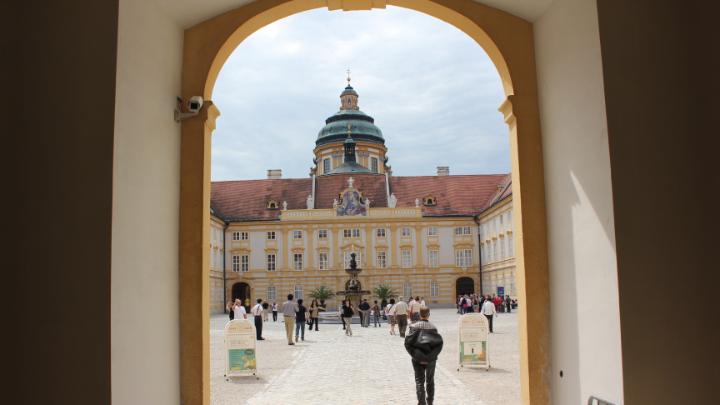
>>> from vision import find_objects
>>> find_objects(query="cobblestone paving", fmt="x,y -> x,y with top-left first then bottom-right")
211,309 -> 520,405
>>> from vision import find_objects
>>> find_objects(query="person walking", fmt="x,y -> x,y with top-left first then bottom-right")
404,307 -> 444,405
371,300 -> 381,327
504,295 -> 512,313
410,296 -> 422,322
394,296 -> 409,337
233,299 -> 247,320
227,300 -> 235,320
281,294 -> 298,345
386,298 -> 397,335
359,299 -> 371,327
339,301 -> 346,330
342,300 -> 355,336
481,295 -> 497,333
295,299 -> 307,342
309,299 -> 320,331
251,298 -> 265,340
262,301 -> 269,321
272,301 -> 278,322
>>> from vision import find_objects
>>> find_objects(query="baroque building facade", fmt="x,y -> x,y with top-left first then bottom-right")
209,82 -> 515,313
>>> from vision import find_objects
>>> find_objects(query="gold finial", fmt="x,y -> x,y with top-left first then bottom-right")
346,68 -> 351,85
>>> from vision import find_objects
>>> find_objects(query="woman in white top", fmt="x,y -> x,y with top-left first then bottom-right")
233,299 -> 247,320
386,298 -> 397,335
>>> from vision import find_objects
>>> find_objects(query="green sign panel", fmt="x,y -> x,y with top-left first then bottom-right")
228,348 -> 256,372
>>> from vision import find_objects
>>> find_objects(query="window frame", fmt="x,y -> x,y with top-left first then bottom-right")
293,230 -> 303,239
376,251 -> 387,268
267,254 -> 276,271
293,253 -> 304,270
376,228 -> 386,238
267,231 -> 276,240
318,229 -> 328,239
240,254 -> 249,273
401,227 -> 411,237
427,226 -> 438,236
318,252 -> 329,270
428,250 -> 439,268
232,255 -> 240,272
401,249 -> 412,268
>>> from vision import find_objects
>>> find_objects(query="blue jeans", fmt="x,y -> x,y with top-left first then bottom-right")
373,313 -> 381,327
295,319 -> 305,340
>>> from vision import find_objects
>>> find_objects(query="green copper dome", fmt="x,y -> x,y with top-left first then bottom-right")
316,85 -> 385,147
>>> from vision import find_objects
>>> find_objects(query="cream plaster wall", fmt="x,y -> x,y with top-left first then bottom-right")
111,1 -> 183,404
534,0 -> 623,403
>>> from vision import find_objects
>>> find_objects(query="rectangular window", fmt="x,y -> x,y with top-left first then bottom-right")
293,253 -> 304,270
376,228 -> 386,237
401,249 -> 412,268
404,282 -> 412,299
240,231 -> 248,240
241,255 -> 249,272
343,228 -> 360,238
508,234 -> 514,257
454,226 -> 472,235
318,229 -> 328,239
427,226 -> 438,236
293,230 -> 303,239
267,254 -> 276,271
376,251 -> 387,268
232,255 -> 240,272
499,236 -> 505,259
455,249 -> 472,267
401,227 -> 411,237
267,231 -> 276,240
294,285 -> 303,300
267,286 -> 276,301
371,157 -> 378,173
318,252 -> 329,270
428,250 -> 439,268
323,158 -> 331,174
431,280 -> 439,297
232,231 -> 240,241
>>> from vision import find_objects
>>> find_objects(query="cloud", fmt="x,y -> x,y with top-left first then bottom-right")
211,6 -> 509,180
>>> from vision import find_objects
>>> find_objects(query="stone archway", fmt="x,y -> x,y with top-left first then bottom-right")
231,282 -> 251,307
179,1 -> 550,404
456,276 -> 475,297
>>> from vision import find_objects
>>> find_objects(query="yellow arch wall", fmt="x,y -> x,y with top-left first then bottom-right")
179,1 -> 549,404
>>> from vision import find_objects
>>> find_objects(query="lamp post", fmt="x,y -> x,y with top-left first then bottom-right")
473,214 -> 484,296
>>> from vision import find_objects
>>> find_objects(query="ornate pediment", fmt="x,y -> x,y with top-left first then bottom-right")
335,177 -> 369,216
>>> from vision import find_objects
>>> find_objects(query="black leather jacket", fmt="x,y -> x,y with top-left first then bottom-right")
404,326 -> 444,363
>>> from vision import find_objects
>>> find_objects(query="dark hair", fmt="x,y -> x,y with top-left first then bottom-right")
389,298 -> 396,304
297,299 -> 303,305
420,307 -> 430,319
257,298 -> 262,303
287,294 -> 294,300
374,300 -> 378,303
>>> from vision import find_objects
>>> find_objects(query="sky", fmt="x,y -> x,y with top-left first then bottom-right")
211,6 -> 509,181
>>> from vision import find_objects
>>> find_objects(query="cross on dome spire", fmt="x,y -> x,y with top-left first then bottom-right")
347,68 -> 351,85
340,71 -> 359,110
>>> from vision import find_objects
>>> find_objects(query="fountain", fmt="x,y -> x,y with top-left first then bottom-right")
337,252 -> 370,306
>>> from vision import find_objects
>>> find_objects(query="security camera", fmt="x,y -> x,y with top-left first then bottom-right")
187,96 -> 203,113
174,96 -> 204,122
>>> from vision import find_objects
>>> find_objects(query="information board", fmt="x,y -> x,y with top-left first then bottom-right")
224,319 -> 258,379
457,313 -> 490,371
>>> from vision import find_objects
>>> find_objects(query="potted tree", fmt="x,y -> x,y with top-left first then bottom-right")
309,285 -> 335,310
373,284 -> 398,320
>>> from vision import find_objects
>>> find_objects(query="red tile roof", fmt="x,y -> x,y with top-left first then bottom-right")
211,173 -> 511,221
389,174 -> 510,217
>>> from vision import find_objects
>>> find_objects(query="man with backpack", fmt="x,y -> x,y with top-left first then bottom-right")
404,307 -> 444,405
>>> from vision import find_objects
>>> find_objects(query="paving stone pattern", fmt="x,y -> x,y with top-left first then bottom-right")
211,308 -> 520,405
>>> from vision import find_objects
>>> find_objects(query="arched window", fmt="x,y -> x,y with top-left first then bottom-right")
423,195 -> 437,206
267,200 -> 279,209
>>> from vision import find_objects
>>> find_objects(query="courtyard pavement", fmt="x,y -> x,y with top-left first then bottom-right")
211,308 -> 520,405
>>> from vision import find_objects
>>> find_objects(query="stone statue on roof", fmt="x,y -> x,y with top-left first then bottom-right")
415,198 -> 420,208
364,197 -> 370,210
388,193 -> 397,208
333,198 -> 338,209
282,200 -> 288,210
306,194 -> 314,209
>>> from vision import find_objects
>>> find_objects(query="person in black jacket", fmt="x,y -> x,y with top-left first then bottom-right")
404,307 -> 443,405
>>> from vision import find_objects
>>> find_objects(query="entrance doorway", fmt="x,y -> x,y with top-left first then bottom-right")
456,277 -> 475,296
231,282 -> 250,307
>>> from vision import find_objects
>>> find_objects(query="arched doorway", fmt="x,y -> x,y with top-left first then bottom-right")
231,282 -> 251,307
456,277 -> 475,297
179,1 -> 550,404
